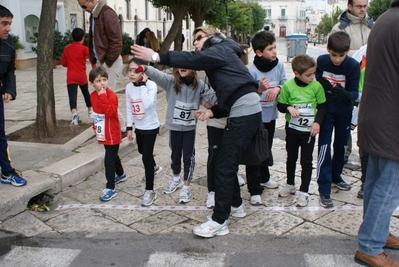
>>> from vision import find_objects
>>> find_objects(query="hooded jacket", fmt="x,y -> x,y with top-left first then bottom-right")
158,37 -> 257,117
88,0 -> 122,67
331,10 -> 373,50
358,0 -> 399,162
0,35 -> 16,99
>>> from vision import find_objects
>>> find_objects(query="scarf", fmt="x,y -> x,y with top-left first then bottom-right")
253,56 -> 279,72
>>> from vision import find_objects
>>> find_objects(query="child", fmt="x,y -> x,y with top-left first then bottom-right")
89,66 -> 126,202
277,55 -> 326,207
61,27 -> 94,132
315,32 -> 359,207
248,31 -> 287,202
134,64 -> 216,204
124,58 -> 161,206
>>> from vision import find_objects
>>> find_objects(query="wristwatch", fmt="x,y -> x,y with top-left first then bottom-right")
151,53 -> 159,63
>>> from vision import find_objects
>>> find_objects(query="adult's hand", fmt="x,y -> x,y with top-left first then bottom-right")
130,44 -> 156,62
3,93 -> 11,103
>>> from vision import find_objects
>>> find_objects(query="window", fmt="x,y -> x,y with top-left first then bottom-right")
24,15 -> 39,43
265,8 -> 271,19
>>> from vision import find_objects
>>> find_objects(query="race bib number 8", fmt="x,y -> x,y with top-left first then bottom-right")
93,113 -> 106,141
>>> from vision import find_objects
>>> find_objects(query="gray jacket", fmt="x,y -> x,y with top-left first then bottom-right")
145,67 -> 217,131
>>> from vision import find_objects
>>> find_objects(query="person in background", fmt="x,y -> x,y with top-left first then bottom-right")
277,55 -> 326,207
61,27 -> 94,132
89,66 -> 125,202
0,5 -> 27,187
136,28 -> 151,47
145,31 -> 160,52
354,1 -> 399,266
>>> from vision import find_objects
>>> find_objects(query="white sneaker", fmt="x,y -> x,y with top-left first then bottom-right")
88,110 -> 93,119
260,180 -> 279,189
206,191 -> 215,209
143,165 -> 163,181
278,184 -> 296,197
70,114 -> 79,132
237,172 -> 246,187
297,191 -> 309,207
192,217 -> 229,238
164,178 -> 183,194
141,190 -> 157,206
179,187 -> 191,203
230,203 -> 247,218
250,195 -> 263,206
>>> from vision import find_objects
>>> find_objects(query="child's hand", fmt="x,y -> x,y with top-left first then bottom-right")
265,86 -> 280,102
287,106 -> 300,118
310,122 -> 320,136
194,109 -> 213,121
97,87 -> 106,95
258,77 -> 270,93
127,130 -> 133,141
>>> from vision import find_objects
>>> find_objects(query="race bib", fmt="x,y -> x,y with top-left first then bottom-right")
172,100 -> 197,126
288,103 -> 315,132
93,112 -> 106,141
130,99 -> 145,119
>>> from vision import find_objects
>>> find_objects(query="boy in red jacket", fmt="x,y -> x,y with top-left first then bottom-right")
89,66 -> 126,201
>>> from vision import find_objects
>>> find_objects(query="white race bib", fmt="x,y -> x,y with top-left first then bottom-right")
130,99 -> 145,119
288,103 -> 315,132
172,100 -> 197,126
93,112 -> 106,141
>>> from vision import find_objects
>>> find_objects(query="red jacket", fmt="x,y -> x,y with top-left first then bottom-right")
62,42 -> 93,85
90,88 -> 121,145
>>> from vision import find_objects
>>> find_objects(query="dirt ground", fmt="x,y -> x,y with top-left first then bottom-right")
7,120 -> 92,144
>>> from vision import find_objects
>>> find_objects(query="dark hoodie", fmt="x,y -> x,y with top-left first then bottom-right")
158,36 -> 257,117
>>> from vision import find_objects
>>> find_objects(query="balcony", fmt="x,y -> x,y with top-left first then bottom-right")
278,16 -> 288,20
265,16 -> 272,22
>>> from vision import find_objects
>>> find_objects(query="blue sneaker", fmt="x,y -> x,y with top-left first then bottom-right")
114,173 -> 127,184
99,189 -> 117,201
1,172 -> 27,187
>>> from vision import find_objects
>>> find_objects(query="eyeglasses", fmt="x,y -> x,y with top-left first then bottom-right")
192,34 -> 206,45
353,4 -> 367,9
80,0 -> 90,9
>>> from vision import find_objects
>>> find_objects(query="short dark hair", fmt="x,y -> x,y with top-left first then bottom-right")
348,0 -> 353,5
251,31 -> 276,52
291,54 -> 316,74
71,28 -> 84,42
89,66 -> 108,83
0,5 -> 13,18
327,32 -> 351,53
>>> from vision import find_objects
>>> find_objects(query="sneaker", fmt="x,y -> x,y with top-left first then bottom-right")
333,181 -> 351,191
357,184 -> 364,199
1,172 -> 27,187
142,165 -> 163,181
163,178 -> 183,194
250,195 -> 262,206
260,180 -> 279,189
88,110 -> 93,119
192,216 -> 229,238
141,190 -> 157,206
99,188 -> 117,201
179,187 -> 191,203
206,191 -> 215,209
278,184 -> 296,197
70,114 -> 79,132
297,191 -> 309,207
319,193 -> 334,208
114,173 -> 127,184
230,203 -> 247,218
237,173 -> 245,187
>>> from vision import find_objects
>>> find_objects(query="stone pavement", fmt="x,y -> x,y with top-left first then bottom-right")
1,46 -> 398,249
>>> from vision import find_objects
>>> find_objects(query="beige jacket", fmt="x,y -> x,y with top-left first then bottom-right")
330,11 -> 373,51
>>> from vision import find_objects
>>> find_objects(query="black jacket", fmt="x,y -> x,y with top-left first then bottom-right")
0,35 -> 16,99
159,38 -> 257,117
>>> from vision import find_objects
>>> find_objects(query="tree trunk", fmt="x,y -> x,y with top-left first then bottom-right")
173,21 -> 183,51
35,0 -> 58,139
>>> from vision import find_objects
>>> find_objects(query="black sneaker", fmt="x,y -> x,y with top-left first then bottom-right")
333,181 -> 351,191
319,193 -> 334,208
357,184 -> 364,199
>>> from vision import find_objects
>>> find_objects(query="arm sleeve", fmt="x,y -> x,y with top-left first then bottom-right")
125,85 -> 134,129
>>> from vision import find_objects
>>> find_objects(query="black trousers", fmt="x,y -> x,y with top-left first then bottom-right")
104,144 -> 124,190
169,130 -> 195,181
285,131 -> 315,193
136,128 -> 158,190
67,83 -> 91,111
206,126 -> 224,192
260,120 -> 276,183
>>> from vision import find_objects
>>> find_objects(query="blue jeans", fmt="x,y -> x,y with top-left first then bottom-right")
357,153 -> 399,255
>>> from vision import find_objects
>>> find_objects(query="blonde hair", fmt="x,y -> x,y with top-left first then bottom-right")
193,26 -> 217,37
145,31 -> 160,52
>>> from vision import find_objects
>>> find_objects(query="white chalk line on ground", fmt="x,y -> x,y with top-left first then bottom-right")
56,204 -> 365,212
